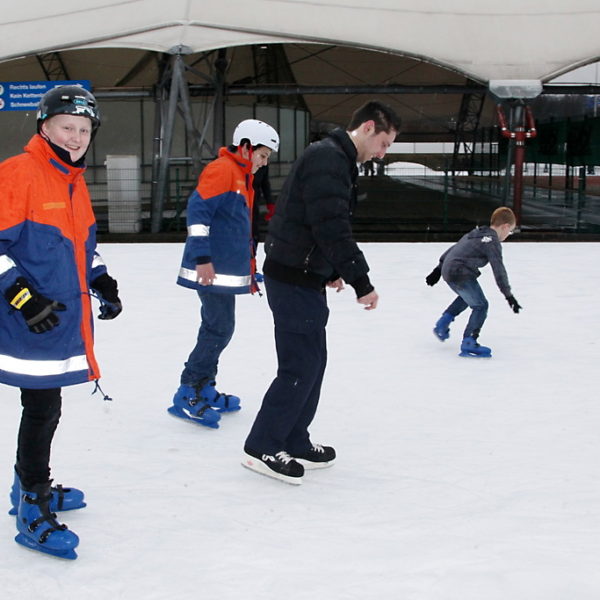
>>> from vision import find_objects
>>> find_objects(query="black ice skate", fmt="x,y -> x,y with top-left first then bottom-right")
293,444 -> 336,469
242,448 -> 304,485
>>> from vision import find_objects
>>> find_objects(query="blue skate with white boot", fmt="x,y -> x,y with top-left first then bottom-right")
9,470 -> 85,515
14,481 -> 79,560
459,336 -> 492,358
433,312 -> 454,341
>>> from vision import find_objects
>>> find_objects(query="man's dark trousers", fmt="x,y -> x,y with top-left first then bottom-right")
245,276 -> 329,456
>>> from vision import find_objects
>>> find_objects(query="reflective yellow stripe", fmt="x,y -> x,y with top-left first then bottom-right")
10,288 -> 32,310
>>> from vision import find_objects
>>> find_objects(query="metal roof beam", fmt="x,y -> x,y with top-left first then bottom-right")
93,83 -> 600,98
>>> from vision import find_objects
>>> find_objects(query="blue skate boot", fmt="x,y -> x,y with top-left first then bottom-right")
14,482 -> 79,560
433,312 -> 454,341
197,379 -> 241,413
167,384 -> 222,429
459,336 -> 492,358
9,471 -> 85,516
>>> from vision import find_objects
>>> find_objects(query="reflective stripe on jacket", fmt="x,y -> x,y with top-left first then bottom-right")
0,134 -> 107,389
177,147 -> 255,294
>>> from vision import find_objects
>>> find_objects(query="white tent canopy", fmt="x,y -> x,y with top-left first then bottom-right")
3,0 -> 600,83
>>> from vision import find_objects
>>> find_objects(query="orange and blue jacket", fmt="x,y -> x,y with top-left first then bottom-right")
177,147 -> 257,294
0,134 -> 108,389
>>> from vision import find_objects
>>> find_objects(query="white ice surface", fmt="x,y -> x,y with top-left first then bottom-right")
1,242 -> 599,600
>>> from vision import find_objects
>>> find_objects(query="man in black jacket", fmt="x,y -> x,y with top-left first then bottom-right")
242,101 -> 401,484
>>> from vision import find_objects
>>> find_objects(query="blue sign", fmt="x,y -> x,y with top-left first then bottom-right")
0,80 -> 91,111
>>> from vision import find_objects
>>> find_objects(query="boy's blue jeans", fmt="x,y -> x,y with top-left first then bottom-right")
445,279 -> 489,339
180,291 -> 235,385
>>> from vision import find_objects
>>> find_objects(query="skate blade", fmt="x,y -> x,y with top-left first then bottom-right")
296,459 -> 335,470
459,351 -> 492,358
167,405 -> 220,429
241,454 -> 303,485
215,405 -> 242,414
15,533 -> 78,560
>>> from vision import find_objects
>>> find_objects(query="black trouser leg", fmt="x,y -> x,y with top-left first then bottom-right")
16,388 -> 62,490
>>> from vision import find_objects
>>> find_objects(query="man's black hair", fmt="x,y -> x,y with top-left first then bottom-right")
347,100 -> 401,135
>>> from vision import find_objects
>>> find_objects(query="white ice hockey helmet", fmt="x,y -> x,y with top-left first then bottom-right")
232,119 -> 279,152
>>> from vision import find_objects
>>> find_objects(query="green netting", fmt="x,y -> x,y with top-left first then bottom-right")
525,117 -> 600,166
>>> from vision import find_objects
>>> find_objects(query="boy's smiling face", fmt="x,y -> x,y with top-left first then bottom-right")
41,114 -> 92,162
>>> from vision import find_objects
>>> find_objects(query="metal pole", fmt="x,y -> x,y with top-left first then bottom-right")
502,106 -> 515,207
443,159 -> 449,231
151,54 -> 183,233
212,48 -> 227,151
576,166 -> 586,231
512,104 -> 525,225
150,84 -> 166,233
177,64 -> 202,175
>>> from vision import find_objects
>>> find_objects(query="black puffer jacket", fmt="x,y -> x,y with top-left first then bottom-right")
263,128 -> 373,297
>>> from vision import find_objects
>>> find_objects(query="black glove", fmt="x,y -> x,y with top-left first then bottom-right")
506,295 -> 522,314
91,273 -> 122,320
5,277 -> 66,333
425,266 -> 442,286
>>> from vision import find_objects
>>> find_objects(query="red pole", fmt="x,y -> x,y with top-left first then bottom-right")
513,106 -> 525,226
496,104 -> 537,227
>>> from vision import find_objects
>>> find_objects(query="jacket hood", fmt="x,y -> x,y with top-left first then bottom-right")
467,225 -> 497,241
218,146 -> 253,174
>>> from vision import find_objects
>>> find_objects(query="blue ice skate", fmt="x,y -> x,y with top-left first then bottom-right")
198,379 -> 241,413
167,384 -> 222,429
14,482 -> 79,560
9,471 -> 85,516
433,312 -> 454,341
459,336 -> 492,358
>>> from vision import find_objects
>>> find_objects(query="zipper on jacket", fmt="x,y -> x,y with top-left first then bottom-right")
303,245 -> 316,274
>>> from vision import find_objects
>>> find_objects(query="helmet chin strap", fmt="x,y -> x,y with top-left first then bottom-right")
39,131 -> 87,167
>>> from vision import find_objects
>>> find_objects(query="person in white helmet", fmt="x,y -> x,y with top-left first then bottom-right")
169,119 -> 279,429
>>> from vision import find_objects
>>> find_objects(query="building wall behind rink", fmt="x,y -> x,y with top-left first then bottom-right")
0,97 -> 310,232
0,97 -> 309,178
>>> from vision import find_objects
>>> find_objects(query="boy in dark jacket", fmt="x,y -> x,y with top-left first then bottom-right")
425,206 -> 521,357
242,100 -> 401,484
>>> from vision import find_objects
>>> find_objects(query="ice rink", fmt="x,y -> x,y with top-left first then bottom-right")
1,242 -> 599,599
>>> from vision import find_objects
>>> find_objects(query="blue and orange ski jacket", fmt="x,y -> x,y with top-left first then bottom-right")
177,147 -> 257,294
0,134 -> 109,389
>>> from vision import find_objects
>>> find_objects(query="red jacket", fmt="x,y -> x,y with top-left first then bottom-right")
0,134 -> 109,389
